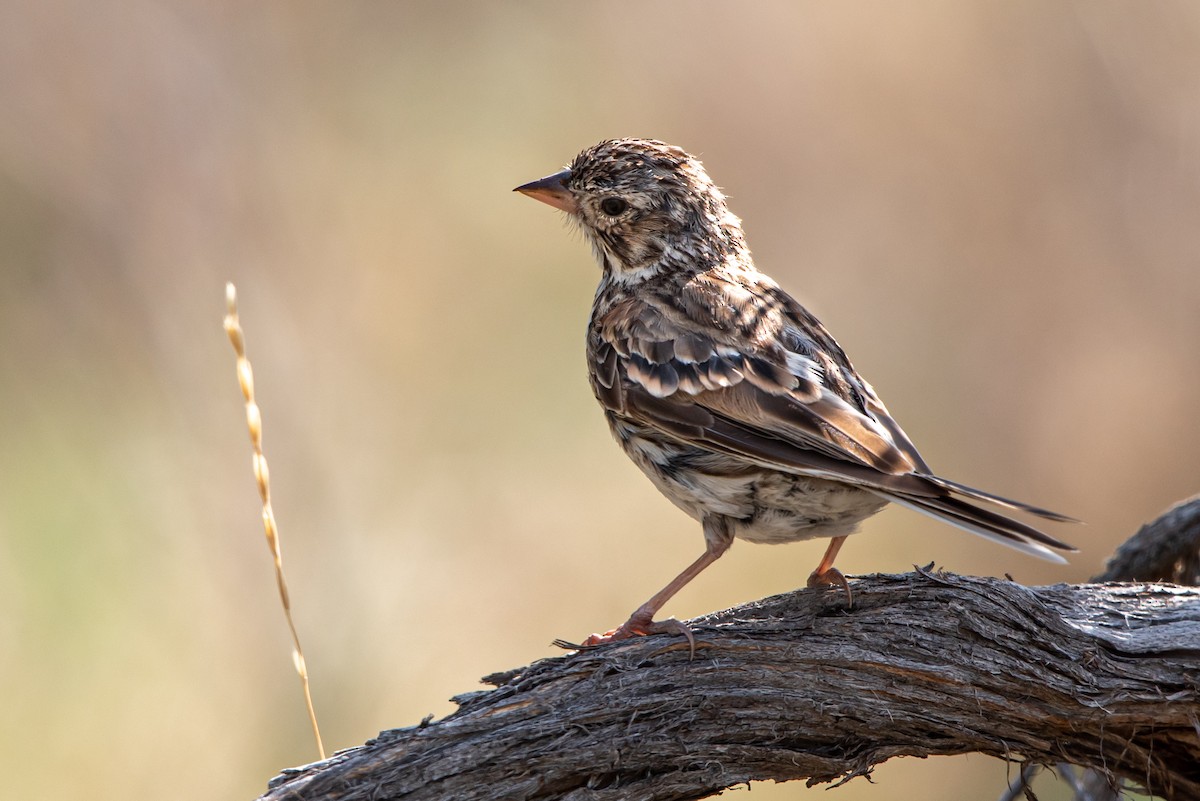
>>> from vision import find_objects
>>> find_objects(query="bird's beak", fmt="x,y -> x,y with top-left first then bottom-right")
513,168 -> 578,214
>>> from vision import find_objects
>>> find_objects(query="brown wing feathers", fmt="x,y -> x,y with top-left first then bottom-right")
594,292 -> 1077,559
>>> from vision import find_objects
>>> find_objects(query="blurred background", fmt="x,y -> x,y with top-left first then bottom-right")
1,3 -> 1197,799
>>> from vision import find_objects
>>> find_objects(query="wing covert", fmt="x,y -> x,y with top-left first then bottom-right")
590,293 -> 920,477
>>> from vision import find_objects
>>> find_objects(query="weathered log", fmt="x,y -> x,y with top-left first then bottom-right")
261,570 -> 1200,801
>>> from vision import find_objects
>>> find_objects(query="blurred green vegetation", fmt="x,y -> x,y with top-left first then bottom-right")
1,3 -> 1197,799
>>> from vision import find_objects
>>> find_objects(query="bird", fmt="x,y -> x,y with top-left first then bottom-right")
514,138 -> 1076,650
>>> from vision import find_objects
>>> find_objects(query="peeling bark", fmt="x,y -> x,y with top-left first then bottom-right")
260,571 -> 1200,801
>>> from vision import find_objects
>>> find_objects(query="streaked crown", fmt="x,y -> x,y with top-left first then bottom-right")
565,139 -> 748,278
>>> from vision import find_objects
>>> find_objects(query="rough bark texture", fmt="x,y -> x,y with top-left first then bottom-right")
261,571 -> 1200,801
1097,494 -> 1200,584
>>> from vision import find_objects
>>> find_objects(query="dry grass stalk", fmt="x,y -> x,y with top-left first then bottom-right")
224,282 -> 326,760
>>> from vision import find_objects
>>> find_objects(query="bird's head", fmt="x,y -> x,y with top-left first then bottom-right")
515,139 -> 749,282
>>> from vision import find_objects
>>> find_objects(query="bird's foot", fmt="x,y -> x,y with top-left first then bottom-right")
807,566 -> 854,608
554,614 -> 696,658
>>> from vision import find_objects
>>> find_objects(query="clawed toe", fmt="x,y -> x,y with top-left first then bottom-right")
559,616 -> 697,659
807,566 -> 854,607
640,617 -> 696,657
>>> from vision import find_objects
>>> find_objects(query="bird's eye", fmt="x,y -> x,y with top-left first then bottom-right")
599,197 -> 628,216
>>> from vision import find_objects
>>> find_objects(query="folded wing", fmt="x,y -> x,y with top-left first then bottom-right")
590,276 -> 1077,560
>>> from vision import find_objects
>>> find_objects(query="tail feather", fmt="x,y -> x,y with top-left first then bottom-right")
923,475 -> 1081,524
875,479 -> 1079,564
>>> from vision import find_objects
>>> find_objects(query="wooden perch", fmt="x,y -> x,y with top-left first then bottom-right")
1097,494 -> 1200,584
261,577 -> 1200,800
260,502 -> 1200,801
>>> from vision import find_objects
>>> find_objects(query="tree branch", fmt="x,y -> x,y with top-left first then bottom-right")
1097,494 -> 1200,584
261,570 -> 1200,801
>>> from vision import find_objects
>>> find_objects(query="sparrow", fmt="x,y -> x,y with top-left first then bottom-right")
515,138 -> 1076,650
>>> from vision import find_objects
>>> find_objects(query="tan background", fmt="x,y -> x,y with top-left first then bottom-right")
2,3 -> 1197,799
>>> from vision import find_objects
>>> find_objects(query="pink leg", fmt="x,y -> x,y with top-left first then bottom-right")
575,517 -> 734,655
807,535 -> 853,606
